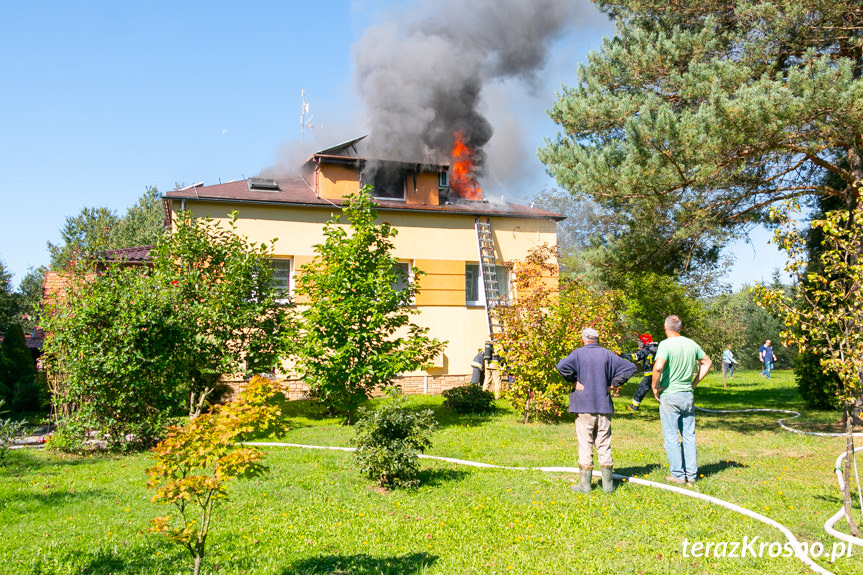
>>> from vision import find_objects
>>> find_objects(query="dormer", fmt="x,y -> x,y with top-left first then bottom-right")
301,136 -> 450,206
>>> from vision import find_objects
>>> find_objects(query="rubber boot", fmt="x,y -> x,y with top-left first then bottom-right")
600,466 -> 614,493
571,466 -> 593,493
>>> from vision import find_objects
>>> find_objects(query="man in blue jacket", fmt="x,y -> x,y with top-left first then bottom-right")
557,327 -> 637,493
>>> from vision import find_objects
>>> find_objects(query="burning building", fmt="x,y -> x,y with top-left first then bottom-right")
164,137 -> 562,395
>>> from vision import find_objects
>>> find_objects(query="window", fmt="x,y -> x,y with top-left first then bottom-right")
465,263 -> 509,307
392,261 -> 412,293
361,165 -> 406,200
271,259 -> 292,302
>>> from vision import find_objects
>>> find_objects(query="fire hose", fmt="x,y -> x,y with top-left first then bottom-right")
249,410 -> 860,575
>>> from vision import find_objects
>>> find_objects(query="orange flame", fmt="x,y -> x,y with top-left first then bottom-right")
450,130 -> 483,201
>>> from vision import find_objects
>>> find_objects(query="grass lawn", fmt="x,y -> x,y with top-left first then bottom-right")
1,369 -> 861,574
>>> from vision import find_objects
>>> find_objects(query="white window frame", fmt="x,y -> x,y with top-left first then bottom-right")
465,262 -> 509,307
271,258 -> 293,304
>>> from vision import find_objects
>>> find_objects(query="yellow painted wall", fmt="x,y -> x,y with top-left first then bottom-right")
318,164 -> 360,200
171,200 -> 558,377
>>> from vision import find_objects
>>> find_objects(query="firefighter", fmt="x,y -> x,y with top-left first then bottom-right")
470,348 -> 486,386
623,333 -> 658,411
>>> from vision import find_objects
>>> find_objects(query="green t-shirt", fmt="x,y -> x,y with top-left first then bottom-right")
656,336 -> 705,394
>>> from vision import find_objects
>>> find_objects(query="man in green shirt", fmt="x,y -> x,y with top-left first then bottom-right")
651,315 -> 712,485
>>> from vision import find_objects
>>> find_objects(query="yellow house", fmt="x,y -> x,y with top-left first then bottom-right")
163,137 -> 562,395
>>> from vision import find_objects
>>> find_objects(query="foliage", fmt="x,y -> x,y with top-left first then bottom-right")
48,206 -> 120,270
493,244 -> 626,423
291,189 -> 445,422
539,0 -> 863,283
112,187 -> 166,248
352,387 -> 436,488
0,400 -> 24,466
42,212 -> 288,451
442,384 -> 495,415
13,266 -> 47,333
794,351 -> 841,410
152,211 -> 287,415
148,376 -> 285,575
0,323 -> 38,412
0,261 -> 15,335
47,187 -> 166,270
42,264 -> 186,451
756,204 -> 863,535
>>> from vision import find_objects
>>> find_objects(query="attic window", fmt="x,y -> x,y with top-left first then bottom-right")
248,178 -> 280,191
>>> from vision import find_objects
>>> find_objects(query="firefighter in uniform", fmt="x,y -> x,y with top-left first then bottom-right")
623,333 -> 658,411
470,349 -> 486,386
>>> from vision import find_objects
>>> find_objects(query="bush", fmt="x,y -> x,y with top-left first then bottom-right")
442,385 -> 495,414
353,388 -> 436,488
794,351 -> 840,410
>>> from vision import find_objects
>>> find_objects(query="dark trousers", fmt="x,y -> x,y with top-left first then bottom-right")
631,375 -> 652,405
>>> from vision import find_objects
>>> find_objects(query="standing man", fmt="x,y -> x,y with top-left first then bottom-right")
624,333 -> 658,412
721,345 -> 738,387
759,339 -> 777,379
652,315 -> 712,485
557,327 -> 637,493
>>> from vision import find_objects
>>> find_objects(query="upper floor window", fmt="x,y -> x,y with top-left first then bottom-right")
465,263 -> 509,307
361,165 -> 406,201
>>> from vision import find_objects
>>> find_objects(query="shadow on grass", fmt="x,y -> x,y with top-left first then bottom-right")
615,463 -> 662,478
54,547 -> 188,575
1,488 -> 109,512
697,459 -> 746,479
281,552 -> 438,575
416,466 -> 471,487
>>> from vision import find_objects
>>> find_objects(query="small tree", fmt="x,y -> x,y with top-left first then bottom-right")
291,189 -> 445,422
494,245 -> 626,423
148,376 -> 285,575
757,205 -> 863,536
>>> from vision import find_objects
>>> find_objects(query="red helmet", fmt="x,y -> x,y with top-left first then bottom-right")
639,333 -> 653,345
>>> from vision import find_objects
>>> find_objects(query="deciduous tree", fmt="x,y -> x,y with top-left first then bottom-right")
757,205 -> 863,535
291,189 -> 445,423
494,244 -> 627,422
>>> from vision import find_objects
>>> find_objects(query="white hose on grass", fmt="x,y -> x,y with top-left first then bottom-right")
696,405 -> 863,553
246,441 -> 837,575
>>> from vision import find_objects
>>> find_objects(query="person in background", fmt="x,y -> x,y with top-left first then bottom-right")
557,327 -> 637,494
721,345 -> 738,387
759,339 -> 777,379
470,348 -> 485,386
623,333 -> 658,412
652,315 -> 712,486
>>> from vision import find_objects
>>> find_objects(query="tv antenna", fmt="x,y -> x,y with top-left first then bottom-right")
300,89 -> 315,141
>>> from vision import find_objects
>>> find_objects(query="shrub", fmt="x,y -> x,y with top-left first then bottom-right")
794,351 -> 840,410
353,388 -> 436,488
442,385 -> 495,415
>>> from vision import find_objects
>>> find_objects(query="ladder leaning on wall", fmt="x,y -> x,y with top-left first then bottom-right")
475,217 -> 504,338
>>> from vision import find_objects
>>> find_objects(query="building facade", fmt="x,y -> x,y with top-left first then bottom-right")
163,138 -> 562,395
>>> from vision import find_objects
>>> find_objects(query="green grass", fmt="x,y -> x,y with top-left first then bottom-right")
1,369 -> 861,574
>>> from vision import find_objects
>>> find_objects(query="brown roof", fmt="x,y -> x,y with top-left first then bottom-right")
101,245 -> 154,264
165,176 -> 564,221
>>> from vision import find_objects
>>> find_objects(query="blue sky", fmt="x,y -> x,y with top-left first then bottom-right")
0,0 -> 787,289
